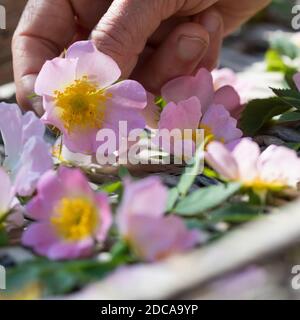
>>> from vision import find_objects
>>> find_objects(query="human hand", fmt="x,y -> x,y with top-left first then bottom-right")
12,0 -> 270,114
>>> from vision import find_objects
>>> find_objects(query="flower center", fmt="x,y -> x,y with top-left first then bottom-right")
54,76 -> 107,133
244,179 -> 285,191
198,124 -> 215,144
51,197 -> 98,241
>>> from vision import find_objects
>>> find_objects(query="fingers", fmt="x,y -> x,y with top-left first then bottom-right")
194,9 -> 224,70
132,22 -> 209,94
91,0 -> 186,78
216,0 -> 271,36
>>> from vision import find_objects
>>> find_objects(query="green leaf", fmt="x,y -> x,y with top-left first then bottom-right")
174,182 -> 241,216
240,97 -> 291,136
5,257 -> 121,297
271,88 -> 300,109
277,111 -> 300,123
118,166 -> 130,179
166,188 -> 180,212
166,144 -> 205,211
99,181 -> 122,194
176,147 -> 204,197
208,203 -> 263,223
0,228 -> 8,247
265,49 -> 288,73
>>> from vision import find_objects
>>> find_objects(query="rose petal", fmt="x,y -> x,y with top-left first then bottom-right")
22,222 -> 58,256
117,177 -> 168,233
0,168 -> 14,213
213,85 -> 241,116
94,193 -> 112,242
47,238 -> 94,260
141,93 -> 161,129
106,80 -> 147,110
14,137 -> 53,197
232,139 -> 260,182
201,104 -> 242,143
66,40 -> 121,88
158,97 -> 202,132
206,141 -> 239,180
35,57 -> 77,97
127,215 -> 200,262
161,68 -> 214,113
0,103 -> 23,169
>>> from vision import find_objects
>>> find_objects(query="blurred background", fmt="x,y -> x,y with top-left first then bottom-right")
0,0 -> 27,85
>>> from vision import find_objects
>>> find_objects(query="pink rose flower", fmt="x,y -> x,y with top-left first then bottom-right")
206,138 -> 300,192
212,68 -> 251,105
116,177 -> 201,262
0,103 -> 53,196
155,69 -> 243,157
22,167 -> 112,260
35,40 -> 147,155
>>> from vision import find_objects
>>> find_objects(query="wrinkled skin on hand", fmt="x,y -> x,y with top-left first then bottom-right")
12,0 -> 270,114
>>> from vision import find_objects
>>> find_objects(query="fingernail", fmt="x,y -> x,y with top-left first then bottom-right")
200,13 -> 221,33
177,36 -> 208,62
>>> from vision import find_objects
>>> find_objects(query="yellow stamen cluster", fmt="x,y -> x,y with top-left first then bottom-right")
51,197 -> 98,241
244,179 -> 285,191
54,76 -> 107,133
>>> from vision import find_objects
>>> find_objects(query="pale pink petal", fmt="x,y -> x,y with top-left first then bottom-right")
35,57 -> 77,97
62,127 -> 99,155
232,139 -> 260,182
0,168 -> 14,213
154,97 -> 201,155
105,80 -> 147,110
213,85 -> 241,117
94,193 -> 112,242
101,105 -> 146,153
293,72 -> 300,91
66,40 -> 121,88
161,68 -> 214,113
205,141 -> 239,180
212,68 -> 237,89
41,97 -> 97,154
117,177 -> 168,234
141,93 -> 161,129
127,215 -> 200,262
41,96 -> 64,131
22,222 -> 58,256
201,105 -> 242,143
0,103 -> 22,169
47,238 -> 94,260
58,167 -> 94,198
258,145 -> 300,187
158,97 -> 202,132
14,137 -> 53,197
26,170 -> 66,220
21,111 -> 45,143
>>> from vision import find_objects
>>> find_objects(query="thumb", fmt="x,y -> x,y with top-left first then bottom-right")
91,0 -> 185,77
